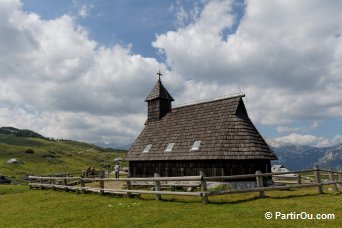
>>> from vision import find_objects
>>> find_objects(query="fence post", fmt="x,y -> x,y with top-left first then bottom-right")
314,165 -> 323,194
39,175 -> 43,190
126,168 -> 132,198
29,175 -> 32,190
255,170 -> 265,198
100,172 -> 105,196
51,177 -> 56,191
297,174 -> 301,185
75,184 -> 80,194
328,172 -> 338,191
339,174 -> 342,190
154,173 -> 161,201
200,171 -> 208,204
126,180 -> 132,198
63,177 -> 69,192
80,178 -> 86,194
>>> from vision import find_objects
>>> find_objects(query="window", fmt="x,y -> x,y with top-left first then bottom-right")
164,143 -> 175,152
143,144 -> 152,153
190,140 -> 201,151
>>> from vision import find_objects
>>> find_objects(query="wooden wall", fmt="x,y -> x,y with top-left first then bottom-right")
129,159 -> 271,178
147,99 -> 171,122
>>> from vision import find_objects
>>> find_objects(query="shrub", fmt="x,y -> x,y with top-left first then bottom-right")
24,149 -> 34,154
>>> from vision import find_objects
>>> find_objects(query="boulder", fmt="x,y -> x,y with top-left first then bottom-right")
0,175 -> 11,184
7,158 -> 18,164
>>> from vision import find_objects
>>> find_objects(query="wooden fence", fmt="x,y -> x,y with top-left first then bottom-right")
28,165 -> 342,204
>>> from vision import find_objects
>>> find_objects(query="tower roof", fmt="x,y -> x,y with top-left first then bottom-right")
145,79 -> 174,102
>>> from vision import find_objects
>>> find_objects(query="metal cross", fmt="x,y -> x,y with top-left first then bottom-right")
157,70 -> 163,80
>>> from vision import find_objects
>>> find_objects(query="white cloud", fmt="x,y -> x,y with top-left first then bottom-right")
276,133 -> 322,146
275,121 -> 320,133
0,0 -> 341,147
174,4 -> 188,28
78,4 -> 93,18
276,126 -> 302,134
0,0 -> 167,144
275,133 -> 342,147
153,0 -> 342,128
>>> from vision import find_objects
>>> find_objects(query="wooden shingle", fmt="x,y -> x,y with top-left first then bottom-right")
126,95 -> 277,161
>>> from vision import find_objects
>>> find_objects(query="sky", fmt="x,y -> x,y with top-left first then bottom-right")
0,0 -> 341,147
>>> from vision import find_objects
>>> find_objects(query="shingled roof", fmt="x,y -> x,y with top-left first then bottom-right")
145,79 -> 174,101
126,95 -> 277,161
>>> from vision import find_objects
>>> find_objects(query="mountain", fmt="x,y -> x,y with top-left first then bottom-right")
95,141 -> 131,150
0,127 -> 127,181
265,138 -> 291,147
318,144 -> 342,169
0,127 -> 45,139
266,139 -> 342,170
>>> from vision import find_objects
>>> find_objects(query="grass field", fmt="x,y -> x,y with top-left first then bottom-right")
1,132 -> 341,227
0,133 -> 126,180
0,184 -> 341,227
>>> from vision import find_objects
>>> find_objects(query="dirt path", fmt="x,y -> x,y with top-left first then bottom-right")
104,173 -> 128,189
105,180 -> 125,189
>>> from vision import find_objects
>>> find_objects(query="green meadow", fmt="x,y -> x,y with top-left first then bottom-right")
0,132 -> 126,180
0,132 -> 341,227
0,185 -> 341,227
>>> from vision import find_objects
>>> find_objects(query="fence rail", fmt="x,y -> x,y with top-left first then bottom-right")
28,165 -> 342,203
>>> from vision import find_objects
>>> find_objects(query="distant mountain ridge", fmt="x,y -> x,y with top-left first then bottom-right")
0,126 -> 127,151
95,141 -> 131,150
265,138 -> 291,147
266,139 -> 342,170
0,129 -> 126,181
0,127 -> 45,139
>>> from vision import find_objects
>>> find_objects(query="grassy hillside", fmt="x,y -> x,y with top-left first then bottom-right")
0,185 -> 341,227
0,129 -> 341,227
0,132 -> 126,180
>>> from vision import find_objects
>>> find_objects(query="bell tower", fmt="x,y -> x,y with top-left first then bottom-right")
145,71 -> 174,123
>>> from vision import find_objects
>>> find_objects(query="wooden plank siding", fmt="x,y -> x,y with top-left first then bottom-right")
129,160 -> 271,178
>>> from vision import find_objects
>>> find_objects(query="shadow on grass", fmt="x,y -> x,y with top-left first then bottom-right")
208,191 -> 341,205
27,186 -> 342,205
136,196 -> 201,204
132,189 -> 341,205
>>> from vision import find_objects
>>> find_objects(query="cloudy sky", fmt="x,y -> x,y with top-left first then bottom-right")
0,0 -> 341,147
